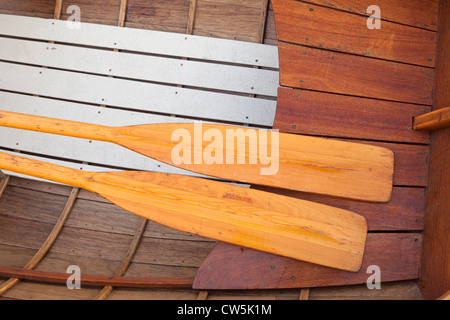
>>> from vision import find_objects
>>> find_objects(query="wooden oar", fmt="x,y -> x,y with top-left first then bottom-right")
0,110 -> 394,202
0,151 -> 367,272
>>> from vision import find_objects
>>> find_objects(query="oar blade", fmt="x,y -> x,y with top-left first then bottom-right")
86,171 -> 368,272
114,123 -> 394,202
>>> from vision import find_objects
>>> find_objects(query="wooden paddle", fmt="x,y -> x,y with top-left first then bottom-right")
0,110 -> 394,202
0,151 -> 368,272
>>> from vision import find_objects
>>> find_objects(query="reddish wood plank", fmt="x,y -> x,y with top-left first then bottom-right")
253,186 -> 425,231
271,0 -> 437,67
301,0 -> 439,31
420,0 -> 450,300
278,42 -> 434,105
274,87 -> 430,144
193,233 -> 423,289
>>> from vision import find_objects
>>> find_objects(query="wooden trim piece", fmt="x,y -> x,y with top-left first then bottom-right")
299,289 -> 310,300
53,0 -> 63,20
118,0 -> 128,28
0,266 -> 194,289
93,218 -> 148,300
413,106 -> 450,131
0,187 -> 79,295
186,0 -> 197,35
0,174 -> 9,198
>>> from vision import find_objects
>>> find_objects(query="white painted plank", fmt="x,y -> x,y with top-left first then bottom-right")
0,37 -> 279,97
0,14 -> 279,69
0,92 -> 204,177
0,62 -> 277,126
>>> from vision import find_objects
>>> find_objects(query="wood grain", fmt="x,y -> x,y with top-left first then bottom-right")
271,0 -> 437,67
419,0 -> 450,300
253,186 -> 425,231
193,233 -> 423,289
0,152 -> 369,272
278,41 -> 434,105
300,0 -> 439,31
275,87 -> 430,143
0,111 -> 394,201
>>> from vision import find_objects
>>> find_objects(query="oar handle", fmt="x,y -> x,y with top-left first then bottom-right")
0,110 -> 113,142
0,151 -> 88,188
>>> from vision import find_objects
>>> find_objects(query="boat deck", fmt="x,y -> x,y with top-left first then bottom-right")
0,0 -> 442,300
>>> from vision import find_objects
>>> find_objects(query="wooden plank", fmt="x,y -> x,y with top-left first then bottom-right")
0,0 -> 55,18
350,141 -> 428,187
253,186 -> 425,231
420,0 -> 450,300
271,0 -> 437,67
60,0 -> 122,26
413,106 -> 450,131
278,42 -> 434,105
192,233 -> 423,289
0,62 -> 276,126
300,0 -> 439,31
125,0 -> 190,34
274,87 -> 430,144
0,14 -> 279,68
0,37 -> 278,97
193,0 -> 263,42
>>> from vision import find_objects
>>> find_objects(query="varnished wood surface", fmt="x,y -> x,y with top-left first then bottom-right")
278,42 -> 434,105
272,0 -> 437,67
193,233 -> 422,289
0,111 -> 394,202
413,106 -> 450,131
0,0 -> 441,299
419,0 -> 450,300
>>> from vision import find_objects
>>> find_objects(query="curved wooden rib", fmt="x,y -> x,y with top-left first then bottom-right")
0,173 -> 9,198
93,218 -> 148,300
0,187 -> 79,295
0,266 -> 193,289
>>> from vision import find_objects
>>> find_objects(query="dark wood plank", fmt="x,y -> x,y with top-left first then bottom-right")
419,0 -> 450,300
253,186 -> 425,231
301,0 -> 439,31
61,0 -> 121,26
193,233 -> 423,289
0,0 -> 55,18
125,0 -> 189,33
274,87 -> 430,144
278,41 -> 434,105
271,0 -> 437,67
